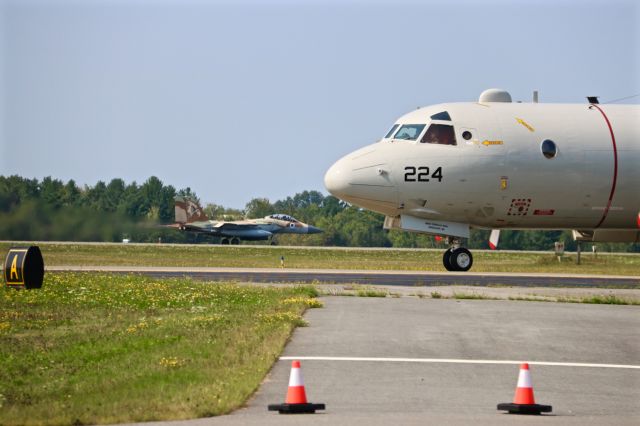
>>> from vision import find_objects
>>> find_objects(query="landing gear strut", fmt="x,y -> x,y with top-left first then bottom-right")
442,238 -> 473,272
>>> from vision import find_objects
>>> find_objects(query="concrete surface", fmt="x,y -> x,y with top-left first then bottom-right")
128,297 -> 640,426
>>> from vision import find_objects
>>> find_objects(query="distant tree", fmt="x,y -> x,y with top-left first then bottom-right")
0,176 -> 21,212
329,207 -> 389,247
121,182 -> 144,218
319,196 -> 347,217
204,203 -> 225,220
104,178 -> 126,212
40,177 -> 65,209
244,198 -> 274,219
85,181 -> 108,211
158,184 -> 176,223
177,187 -> 199,204
468,229 -> 491,249
140,176 -> 163,216
204,203 -> 243,221
0,175 -> 39,208
387,229 -> 441,248
63,179 -> 82,206
272,197 -> 297,216
292,190 -> 324,209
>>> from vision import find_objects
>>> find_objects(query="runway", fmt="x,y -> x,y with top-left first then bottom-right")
126,297 -> 640,426
48,266 -> 640,288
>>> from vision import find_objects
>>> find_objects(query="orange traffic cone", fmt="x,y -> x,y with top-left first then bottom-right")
498,363 -> 552,414
268,360 -> 326,414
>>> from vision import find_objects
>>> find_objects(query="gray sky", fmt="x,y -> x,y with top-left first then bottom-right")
1,0 -> 638,209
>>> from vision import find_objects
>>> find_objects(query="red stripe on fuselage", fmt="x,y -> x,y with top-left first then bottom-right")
591,104 -> 618,229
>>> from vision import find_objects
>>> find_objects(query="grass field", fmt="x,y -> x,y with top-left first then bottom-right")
1,242 -> 639,275
0,273 -> 321,425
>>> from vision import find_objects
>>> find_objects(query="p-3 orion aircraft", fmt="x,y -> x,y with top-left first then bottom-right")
170,196 -> 323,244
324,89 -> 640,271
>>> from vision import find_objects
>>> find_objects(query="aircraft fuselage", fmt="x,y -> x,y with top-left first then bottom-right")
326,90 -> 639,271
325,99 -> 640,241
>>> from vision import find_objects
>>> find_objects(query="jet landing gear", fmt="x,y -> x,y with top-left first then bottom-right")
442,238 -> 473,272
220,237 -> 241,245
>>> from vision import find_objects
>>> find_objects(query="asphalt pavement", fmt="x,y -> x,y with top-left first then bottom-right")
49,266 -> 640,288
127,296 -> 640,426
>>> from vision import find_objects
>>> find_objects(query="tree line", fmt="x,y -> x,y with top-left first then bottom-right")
1,175 -> 637,252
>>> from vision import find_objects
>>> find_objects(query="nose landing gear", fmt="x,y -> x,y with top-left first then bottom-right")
442,238 -> 473,272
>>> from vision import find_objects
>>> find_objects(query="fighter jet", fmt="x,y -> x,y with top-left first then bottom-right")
170,196 -> 323,244
324,89 -> 640,271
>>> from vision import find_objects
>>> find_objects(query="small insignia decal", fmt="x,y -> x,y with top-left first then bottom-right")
507,199 -> 531,216
500,176 -> 508,190
482,140 -> 504,146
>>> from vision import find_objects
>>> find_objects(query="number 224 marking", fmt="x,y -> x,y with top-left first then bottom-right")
404,166 -> 443,182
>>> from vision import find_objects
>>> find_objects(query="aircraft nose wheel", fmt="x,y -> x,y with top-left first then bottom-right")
443,247 -> 473,272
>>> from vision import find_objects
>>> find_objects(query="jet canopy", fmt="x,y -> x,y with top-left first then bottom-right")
267,214 -> 299,223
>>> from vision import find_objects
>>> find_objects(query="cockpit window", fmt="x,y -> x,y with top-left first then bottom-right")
384,124 -> 399,139
430,111 -> 451,121
270,214 -> 297,222
420,124 -> 457,146
393,124 -> 426,141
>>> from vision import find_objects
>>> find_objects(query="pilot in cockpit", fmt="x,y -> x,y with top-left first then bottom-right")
421,124 -> 456,145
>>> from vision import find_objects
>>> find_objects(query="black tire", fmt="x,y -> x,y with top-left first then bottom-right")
450,247 -> 473,272
230,238 -> 240,245
443,249 -> 456,271
220,238 -> 230,245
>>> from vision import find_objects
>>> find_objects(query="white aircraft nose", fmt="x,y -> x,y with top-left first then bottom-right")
324,146 -> 399,217
324,157 -> 350,198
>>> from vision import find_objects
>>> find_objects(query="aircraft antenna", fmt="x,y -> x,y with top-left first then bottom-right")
601,93 -> 640,104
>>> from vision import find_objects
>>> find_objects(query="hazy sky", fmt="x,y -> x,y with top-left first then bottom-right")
1,0 -> 638,208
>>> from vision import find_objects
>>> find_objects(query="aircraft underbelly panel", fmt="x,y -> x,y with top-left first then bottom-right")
219,229 -> 272,239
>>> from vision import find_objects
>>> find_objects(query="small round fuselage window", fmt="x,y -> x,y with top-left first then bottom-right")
541,139 -> 558,159
462,131 -> 472,140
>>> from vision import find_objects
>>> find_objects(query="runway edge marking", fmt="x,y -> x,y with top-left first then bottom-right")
281,356 -> 640,370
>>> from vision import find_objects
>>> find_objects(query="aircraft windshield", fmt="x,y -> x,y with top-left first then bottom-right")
269,214 -> 297,222
430,111 -> 451,121
384,124 -> 399,139
420,124 -> 457,146
393,124 -> 426,141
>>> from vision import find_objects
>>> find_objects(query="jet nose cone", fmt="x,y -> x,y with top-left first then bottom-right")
307,225 -> 323,234
324,158 -> 350,197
